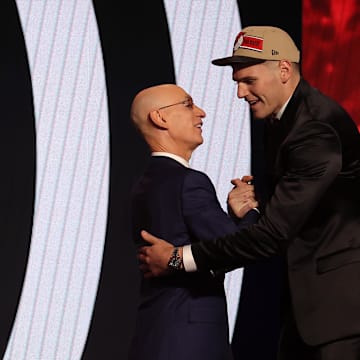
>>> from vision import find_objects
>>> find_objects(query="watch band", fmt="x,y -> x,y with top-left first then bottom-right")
167,247 -> 183,271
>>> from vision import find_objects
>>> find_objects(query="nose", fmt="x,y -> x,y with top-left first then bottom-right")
237,83 -> 249,99
195,105 -> 206,118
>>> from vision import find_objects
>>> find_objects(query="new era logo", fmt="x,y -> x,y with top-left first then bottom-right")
272,50 -> 279,55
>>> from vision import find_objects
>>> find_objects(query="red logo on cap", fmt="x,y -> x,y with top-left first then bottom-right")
234,32 -> 263,52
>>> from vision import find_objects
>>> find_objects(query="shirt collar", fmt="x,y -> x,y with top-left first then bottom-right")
275,95 -> 292,120
151,152 -> 190,168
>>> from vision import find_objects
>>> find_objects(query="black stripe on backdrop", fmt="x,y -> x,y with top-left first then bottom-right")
0,1 -> 36,358
232,1 -> 301,359
82,1 -> 175,359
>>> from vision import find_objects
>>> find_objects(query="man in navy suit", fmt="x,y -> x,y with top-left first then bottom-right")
128,84 -> 259,360
138,26 -> 360,359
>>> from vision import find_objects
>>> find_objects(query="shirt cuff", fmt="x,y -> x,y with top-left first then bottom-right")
182,245 -> 197,272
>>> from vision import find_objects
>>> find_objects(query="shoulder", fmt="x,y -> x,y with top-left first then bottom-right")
148,157 -> 190,180
184,168 -> 215,187
291,80 -> 357,141
180,169 -> 219,201
300,80 -> 350,122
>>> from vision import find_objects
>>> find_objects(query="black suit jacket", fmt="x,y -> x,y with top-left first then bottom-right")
191,79 -> 360,346
129,156 -> 258,360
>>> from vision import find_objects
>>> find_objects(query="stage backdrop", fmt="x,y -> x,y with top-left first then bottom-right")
0,1 -> 358,360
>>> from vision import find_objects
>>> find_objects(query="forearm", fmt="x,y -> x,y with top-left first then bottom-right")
185,224 -> 280,272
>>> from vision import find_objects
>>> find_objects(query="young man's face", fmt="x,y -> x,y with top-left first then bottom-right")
232,61 -> 285,119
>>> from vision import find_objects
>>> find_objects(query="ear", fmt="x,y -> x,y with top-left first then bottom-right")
279,60 -> 292,83
149,110 -> 168,129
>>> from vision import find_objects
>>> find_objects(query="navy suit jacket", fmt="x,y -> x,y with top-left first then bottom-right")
128,156 -> 258,360
191,79 -> 360,347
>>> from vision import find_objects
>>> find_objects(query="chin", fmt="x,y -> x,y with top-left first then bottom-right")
193,140 -> 203,150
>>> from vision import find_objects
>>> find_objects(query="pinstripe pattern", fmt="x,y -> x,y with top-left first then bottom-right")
6,1 -> 109,359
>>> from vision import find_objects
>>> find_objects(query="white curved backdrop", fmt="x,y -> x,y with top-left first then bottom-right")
6,1 -> 109,359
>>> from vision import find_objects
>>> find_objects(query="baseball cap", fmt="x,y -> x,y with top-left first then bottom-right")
212,26 -> 300,67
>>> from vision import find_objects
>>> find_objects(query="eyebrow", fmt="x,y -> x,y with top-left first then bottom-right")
233,76 -> 256,82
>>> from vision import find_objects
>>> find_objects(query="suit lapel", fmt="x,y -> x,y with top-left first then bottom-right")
264,79 -> 311,187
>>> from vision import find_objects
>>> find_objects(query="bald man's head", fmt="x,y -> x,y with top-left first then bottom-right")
130,83 -> 205,160
130,84 -> 182,134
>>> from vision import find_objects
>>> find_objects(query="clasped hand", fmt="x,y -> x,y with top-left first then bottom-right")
227,176 -> 258,217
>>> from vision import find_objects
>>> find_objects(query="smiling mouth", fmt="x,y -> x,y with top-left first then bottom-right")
248,99 -> 259,106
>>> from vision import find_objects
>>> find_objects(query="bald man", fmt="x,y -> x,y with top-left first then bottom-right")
128,84 -> 259,360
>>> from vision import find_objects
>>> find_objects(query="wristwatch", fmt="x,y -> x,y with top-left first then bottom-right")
167,247 -> 183,271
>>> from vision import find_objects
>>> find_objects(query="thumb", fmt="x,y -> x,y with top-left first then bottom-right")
141,230 -> 161,245
230,178 -> 242,187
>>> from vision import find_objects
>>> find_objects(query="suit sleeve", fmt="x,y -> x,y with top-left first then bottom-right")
191,121 -> 342,271
182,170 -> 258,242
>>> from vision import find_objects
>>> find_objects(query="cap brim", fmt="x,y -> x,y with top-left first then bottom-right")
212,56 -> 265,67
